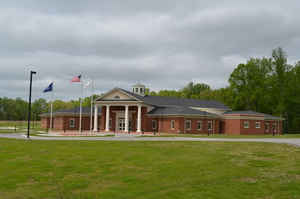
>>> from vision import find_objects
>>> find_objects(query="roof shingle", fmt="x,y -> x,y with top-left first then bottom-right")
148,106 -> 218,117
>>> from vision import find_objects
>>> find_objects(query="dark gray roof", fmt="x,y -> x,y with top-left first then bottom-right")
223,110 -> 264,115
120,88 -> 229,109
264,113 -> 283,120
119,88 -> 144,100
40,107 -> 101,117
224,110 -> 284,120
148,106 -> 218,117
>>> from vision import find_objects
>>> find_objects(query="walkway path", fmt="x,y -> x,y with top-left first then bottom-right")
1,133 -> 300,147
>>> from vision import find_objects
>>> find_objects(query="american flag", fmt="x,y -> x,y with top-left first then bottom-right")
71,75 -> 81,82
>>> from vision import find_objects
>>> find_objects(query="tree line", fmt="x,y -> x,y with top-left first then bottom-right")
1,48 -> 299,130
0,96 -> 98,121
149,48 -> 300,131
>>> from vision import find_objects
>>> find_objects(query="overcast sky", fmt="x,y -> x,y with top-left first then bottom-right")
1,0 -> 300,101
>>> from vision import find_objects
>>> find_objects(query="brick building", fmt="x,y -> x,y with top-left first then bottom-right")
40,107 -> 101,131
41,84 -> 283,135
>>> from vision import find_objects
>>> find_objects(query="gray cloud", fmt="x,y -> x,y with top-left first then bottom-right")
1,0 -> 300,101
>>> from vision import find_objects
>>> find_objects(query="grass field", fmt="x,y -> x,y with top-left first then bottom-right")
0,120 -> 40,128
0,139 -> 300,199
0,120 -> 41,133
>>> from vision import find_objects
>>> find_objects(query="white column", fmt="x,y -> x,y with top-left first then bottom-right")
105,105 -> 110,132
93,104 -> 98,132
125,105 -> 129,132
137,105 -> 142,133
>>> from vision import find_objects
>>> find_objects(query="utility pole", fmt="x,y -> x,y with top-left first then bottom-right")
27,71 -> 36,139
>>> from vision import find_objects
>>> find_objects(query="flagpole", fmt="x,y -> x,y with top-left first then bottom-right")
79,81 -> 83,133
50,91 -> 53,131
90,79 -> 94,133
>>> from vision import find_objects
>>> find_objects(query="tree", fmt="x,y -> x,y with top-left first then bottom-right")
271,47 -> 292,116
32,98 -> 48,120
228,58 -> 272,111
180,82 -> 211,98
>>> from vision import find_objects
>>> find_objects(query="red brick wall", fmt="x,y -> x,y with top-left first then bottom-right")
183,118 -> 220,134
223,118 -> 282,135
158,118 -> 182,133
41,117 -> 50,129
223,119 -> 241,135
41,116 -> 100,131
101,106 -> 106,131
145,117 -> 220,134
141,107 -> 148,132
240,119 -> 265,135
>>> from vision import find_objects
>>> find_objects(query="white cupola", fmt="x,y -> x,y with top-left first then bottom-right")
132,83 -> 146,96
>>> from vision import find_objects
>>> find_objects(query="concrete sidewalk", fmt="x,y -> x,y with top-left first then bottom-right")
1,133 -> 300,147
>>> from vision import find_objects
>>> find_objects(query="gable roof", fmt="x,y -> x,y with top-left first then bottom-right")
148,106 -> 218,117
96,87 -> 142,102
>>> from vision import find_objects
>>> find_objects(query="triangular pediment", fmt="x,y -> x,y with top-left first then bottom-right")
96,88 -> 141,101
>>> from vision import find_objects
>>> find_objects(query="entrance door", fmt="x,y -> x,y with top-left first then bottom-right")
118,118 -> 125,131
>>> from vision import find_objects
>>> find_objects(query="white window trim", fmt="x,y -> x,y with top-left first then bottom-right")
185,120 -> 191,130
244,121 -> 249,129
152,120 -> 157,130
255,122 -> 261,129
197,120 -> 202,130
69,118 -> 75,128
170,120 -> 175,130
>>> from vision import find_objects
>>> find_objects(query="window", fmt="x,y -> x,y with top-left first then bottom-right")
140,88 -> 143,93
208,121 -> 213,130
152,120 -> 157,130
114,95 -> 120,99
256,122 -> 261,128
197,120 -> 202,130
170,120 -> 175,129
185,120 -> 191,130
135,88 -> 139,93
69,118 -> 75,128
244,121 -> 249,129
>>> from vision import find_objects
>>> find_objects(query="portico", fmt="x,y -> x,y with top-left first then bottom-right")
93,87 -> 146,133
93,103 -> 143,133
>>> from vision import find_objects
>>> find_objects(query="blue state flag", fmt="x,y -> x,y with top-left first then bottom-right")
43,82 -> 54,93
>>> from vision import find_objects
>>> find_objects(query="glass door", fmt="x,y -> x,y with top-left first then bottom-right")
118,118 -> 125,131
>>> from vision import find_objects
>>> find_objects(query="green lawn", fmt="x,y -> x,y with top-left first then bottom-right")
0,139 -> 300,199
0,120 -> 41,133
0,120 -> 40,128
